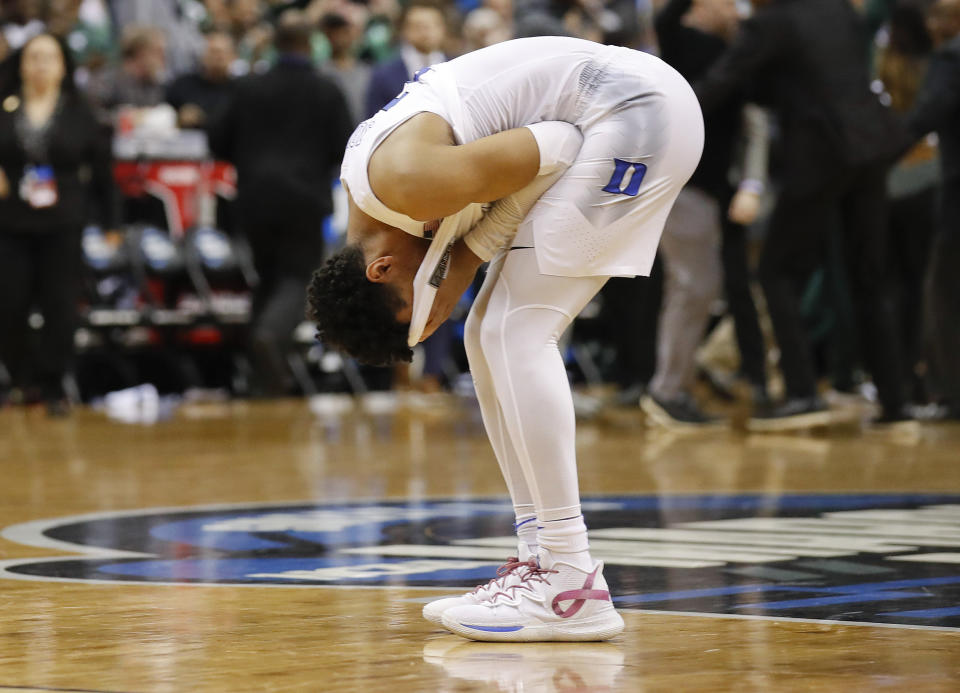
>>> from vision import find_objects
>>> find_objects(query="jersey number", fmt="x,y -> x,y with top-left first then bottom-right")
602,159 -> 647,196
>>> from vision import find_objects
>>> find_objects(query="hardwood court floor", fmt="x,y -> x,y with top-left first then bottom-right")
0,397 -> 958,692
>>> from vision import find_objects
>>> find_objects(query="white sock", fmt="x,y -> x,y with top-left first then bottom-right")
514,510 -> 539,560
538,515 -> 593,571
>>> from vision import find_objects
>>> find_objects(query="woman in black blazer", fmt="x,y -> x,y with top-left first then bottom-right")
0,33 -> 116,415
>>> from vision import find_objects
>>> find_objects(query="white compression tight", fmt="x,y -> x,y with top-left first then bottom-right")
464,245 -> 608,562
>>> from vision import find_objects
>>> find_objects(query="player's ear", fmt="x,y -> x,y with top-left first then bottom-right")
365,256 -> 393,283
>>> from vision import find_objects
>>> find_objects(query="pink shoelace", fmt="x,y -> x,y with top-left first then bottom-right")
469,556 -> 529,595
490,560 -> 612,619
488,559 -> 557,602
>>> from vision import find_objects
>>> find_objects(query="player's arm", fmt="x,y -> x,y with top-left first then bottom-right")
369,116 -> 582,221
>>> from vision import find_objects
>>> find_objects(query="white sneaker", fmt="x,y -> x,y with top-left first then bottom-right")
422,547 -> 536,625
439,553 -> 624,642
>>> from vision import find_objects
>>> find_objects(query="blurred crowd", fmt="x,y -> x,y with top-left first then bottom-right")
0,0 -> 957,430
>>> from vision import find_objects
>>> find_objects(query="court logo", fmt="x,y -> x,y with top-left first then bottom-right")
2,494 -> 959,630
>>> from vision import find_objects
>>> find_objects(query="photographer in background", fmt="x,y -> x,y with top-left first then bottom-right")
0,33 -> 116,415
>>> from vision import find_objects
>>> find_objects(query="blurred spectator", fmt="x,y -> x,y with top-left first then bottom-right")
462,6 -> 512,50
514,0 -> 635,43
358,0 -> 402,64
45,0 -> 114,79
203,0 -> 233,30
643,0 -> 770,427
227,0 -> 275,71
1,0 -> 45,50
562,0 -> 613,42
105,0 -> 205,76
319,11 -> 370,126
485,0 -> 513,24
208,10 -> 351,396
166,30 -> 236,128
0,33 -> 116,414
697,0 -> 910,429
364,0 -> 447,118
45,0 -> 82,38
876,0 -> 939,405
907,0 -> 960,418
513,0 -> 574,39
87,24 -> 167,113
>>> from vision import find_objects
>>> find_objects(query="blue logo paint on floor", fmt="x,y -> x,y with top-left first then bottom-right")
2,494 -> 959,629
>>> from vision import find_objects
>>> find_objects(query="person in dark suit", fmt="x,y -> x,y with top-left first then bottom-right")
908,0 -> 960,419
696,0 -> 909,430
208,11 -> 351,396
166,31 -> 236,129
0,33 -> 116,415
364,0 -> 448,119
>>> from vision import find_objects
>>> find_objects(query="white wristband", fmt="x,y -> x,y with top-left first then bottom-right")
463,165 -> 568,261
525,121 -> 583,175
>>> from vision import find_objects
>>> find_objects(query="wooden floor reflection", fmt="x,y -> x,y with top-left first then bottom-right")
0,397 -> 958,692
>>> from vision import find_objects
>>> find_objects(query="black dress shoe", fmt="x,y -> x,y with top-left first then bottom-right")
641,392 -> 725,430
748,396 -> 832,432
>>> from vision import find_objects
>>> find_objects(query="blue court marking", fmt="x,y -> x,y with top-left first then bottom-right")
880,607 -> 960,619
800,576 -> 960,592
615,584 -> 781,603
462,624 -> 524,633
618,576 -> 960,613
733,591 -> 931,610
96,557 -> 499,583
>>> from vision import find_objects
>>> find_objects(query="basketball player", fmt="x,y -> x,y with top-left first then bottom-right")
308,36 -> 703,641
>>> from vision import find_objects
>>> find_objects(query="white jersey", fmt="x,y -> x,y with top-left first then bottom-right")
341,37 -> 703,278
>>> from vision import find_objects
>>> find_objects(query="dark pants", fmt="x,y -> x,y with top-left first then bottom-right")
888,185 -> 938,400
721,215 -> 767,389
597,260 -> 663,390
0,227 -> 83,399
926,228 -> 960,406
758,164 -> 904,415
246,224 -> 323,397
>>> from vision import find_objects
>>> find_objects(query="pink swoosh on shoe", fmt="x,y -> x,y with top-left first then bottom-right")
551,567 -> 611,618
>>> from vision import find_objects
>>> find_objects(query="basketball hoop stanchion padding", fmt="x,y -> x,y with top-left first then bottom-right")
407,215 -> 459,348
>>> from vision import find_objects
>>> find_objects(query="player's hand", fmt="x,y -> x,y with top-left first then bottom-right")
728,189 -> 761,226
420,242 -> 483,342
0,167 -> 9,199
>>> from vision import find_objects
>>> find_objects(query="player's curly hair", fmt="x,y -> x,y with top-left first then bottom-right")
306,245 -> 414,365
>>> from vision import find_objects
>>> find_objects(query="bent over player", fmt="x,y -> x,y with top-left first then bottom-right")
308,36 -> 703,641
